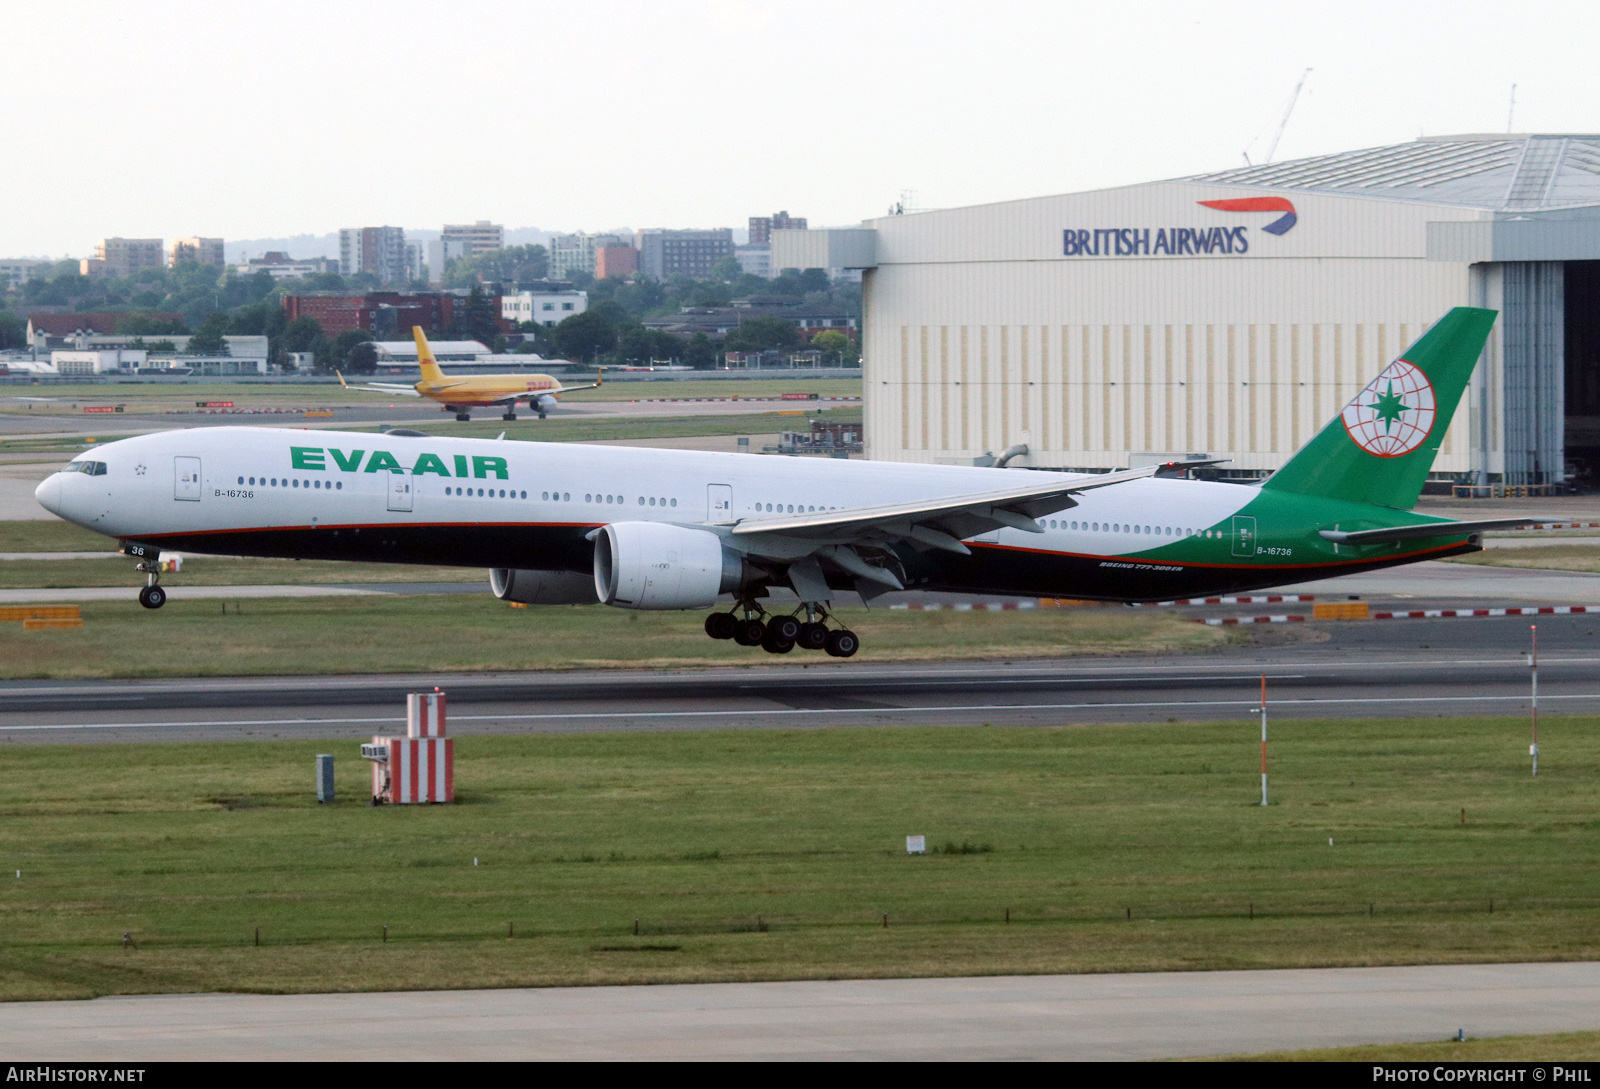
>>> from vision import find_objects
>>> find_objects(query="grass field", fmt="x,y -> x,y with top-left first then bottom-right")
0,594 -> 1223,679
355,407 -> 857,444
0,556 -> 490,589
0,519 -> 111,552
1449,544 -> 1600,573
2,715 -> 1596,1001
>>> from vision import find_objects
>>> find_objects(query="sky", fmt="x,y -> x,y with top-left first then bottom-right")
5,0 -> 1599,257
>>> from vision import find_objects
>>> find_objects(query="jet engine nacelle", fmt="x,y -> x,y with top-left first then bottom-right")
535,394 -> 558,412
490,567 -> 600,605
593,522 -> 743,610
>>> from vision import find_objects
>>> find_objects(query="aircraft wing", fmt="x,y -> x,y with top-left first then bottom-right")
1319,517 -> 1535,545
336,372 -> 422,397
720,462 -> 1210,583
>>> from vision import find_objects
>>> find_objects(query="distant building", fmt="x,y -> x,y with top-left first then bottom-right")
50,349 -> 147,375
0,259 -> 48,289
95,238 -> 164,277
339,226 -> 411,283
734,243 -> 771,279
236,252 -> 339,280
548,232 -> 625,281
635,228 -> 734,280
502,287 -> 587,327
441,221 -> 504,257
427,239 -> 469,284
25,312 -> 185,353
169,237 -> 225,267
595,244 -> 638,280
748,211 -> 806,246
372,339 -> 490,366
640,298 -> 855,341
281,291 -> 505,338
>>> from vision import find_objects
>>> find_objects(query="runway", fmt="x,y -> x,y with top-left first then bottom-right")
4,962 -> 1596,1060
2,615 -> 1590,743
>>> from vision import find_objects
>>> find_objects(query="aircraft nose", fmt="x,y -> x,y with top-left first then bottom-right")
35,473 -> 63,517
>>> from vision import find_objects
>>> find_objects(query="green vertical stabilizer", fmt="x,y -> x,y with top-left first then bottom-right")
1261,307 -> 1495,510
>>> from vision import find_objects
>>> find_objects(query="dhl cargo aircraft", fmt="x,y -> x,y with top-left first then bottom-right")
38,307 -> 1529,658
337,327 -> 600,421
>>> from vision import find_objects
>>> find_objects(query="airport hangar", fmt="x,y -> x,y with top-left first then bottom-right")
774,134 -> 1600,487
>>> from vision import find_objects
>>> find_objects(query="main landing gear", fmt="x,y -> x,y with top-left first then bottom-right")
502,411 -> 517,421
455,412 -> 472,422
136,560 -> 166,609
703,603 -> 858,657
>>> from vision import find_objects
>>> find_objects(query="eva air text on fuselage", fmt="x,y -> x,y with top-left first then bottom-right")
289,446 -> 510,480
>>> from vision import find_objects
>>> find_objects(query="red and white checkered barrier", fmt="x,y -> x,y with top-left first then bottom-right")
1136,595 -> 1316,607
1193,604 -> 1598,626
363,689 -> 455,804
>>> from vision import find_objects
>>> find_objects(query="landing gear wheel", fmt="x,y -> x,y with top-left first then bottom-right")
704,612 -> 738,640
537,410 -> 547,420
502,412 -> 517,421
761,630 -> 795,654
733,618 -> 767,646
765,615 -> 802,643
796,621 -> 829,650
138,585 -> 166,610
824,629 -> 859,658
455,413 -> 471,422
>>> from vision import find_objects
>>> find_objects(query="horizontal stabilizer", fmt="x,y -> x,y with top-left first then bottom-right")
1319,517 -> 1535,545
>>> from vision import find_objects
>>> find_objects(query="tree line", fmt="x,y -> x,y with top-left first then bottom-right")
1,253 -> 862,371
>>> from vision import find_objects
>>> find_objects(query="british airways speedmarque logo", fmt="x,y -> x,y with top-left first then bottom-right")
1196,196 -> 1298,235
1060,194 -> 1299,257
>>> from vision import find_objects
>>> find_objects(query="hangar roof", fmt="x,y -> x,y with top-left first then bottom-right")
1190,134 -> 1600,212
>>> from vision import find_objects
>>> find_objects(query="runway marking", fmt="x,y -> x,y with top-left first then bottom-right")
1,691 -> 1592,731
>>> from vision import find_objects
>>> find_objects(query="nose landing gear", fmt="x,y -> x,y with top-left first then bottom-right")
136,560 -> 166,609
703,602 -> 858,657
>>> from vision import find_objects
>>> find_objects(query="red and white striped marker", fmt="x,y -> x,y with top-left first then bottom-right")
1195,604 -> 1599,626
1137,595 -> 1315,607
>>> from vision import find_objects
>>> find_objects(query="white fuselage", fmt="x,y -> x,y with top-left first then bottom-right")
35,426 -> 1256,566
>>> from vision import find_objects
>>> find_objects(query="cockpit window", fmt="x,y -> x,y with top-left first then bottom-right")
61,461 -> 107,475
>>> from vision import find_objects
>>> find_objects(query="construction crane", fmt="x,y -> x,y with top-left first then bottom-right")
1243,68 -> 1312,166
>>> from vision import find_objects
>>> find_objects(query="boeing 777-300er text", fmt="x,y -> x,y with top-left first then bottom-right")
38,307 -> 1529,657
337,327 -> 600,421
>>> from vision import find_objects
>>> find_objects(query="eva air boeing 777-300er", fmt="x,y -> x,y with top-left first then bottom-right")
37,306 -> 1529,657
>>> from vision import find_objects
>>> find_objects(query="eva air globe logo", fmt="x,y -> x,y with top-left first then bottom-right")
1341,359 -> 1436,457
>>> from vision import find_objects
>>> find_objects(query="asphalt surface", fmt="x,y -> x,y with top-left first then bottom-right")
2,617 -> 1591,743
5,962 -> 1597,1060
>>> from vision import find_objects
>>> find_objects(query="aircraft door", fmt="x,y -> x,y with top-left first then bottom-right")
1231,515 -> 1257,558
174,457 -> 202,502
388,473 -> 414,512
707,484 -> 732,520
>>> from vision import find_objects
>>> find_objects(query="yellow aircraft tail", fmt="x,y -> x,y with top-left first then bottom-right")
412,326 -> 446,385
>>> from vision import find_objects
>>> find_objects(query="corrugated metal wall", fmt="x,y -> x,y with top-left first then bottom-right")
863,245 -> 1476,472
1499,262 -> 1565,483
